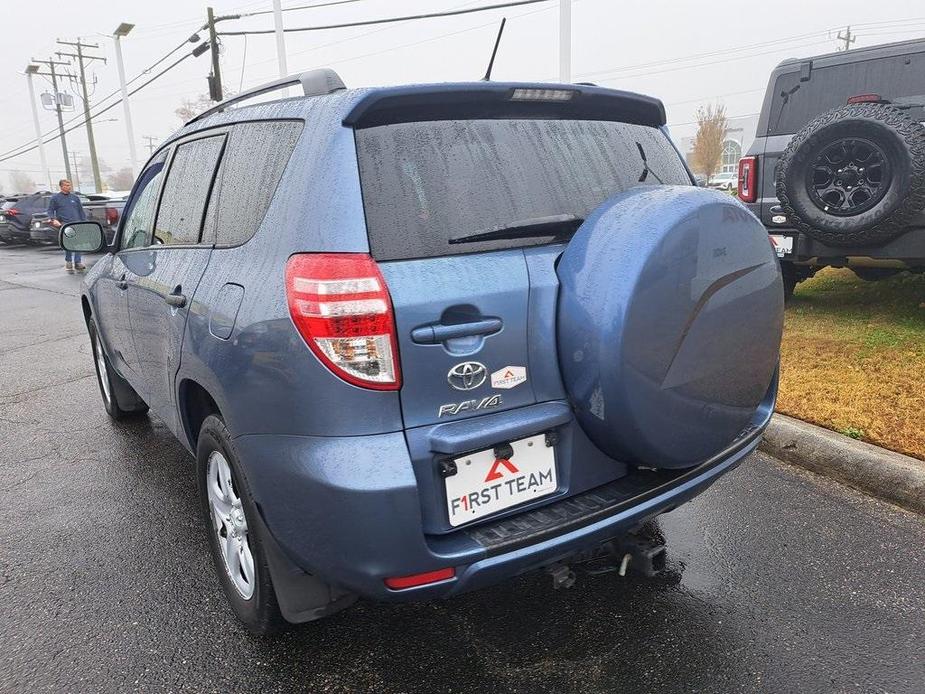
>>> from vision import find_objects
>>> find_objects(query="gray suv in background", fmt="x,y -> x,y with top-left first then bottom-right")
740,38 -> 925,297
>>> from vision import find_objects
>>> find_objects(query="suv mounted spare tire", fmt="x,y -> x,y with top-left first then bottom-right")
776,103 -> 925,246
557,186 -> 783,470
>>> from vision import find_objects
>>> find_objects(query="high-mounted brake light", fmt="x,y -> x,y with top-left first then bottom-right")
510,88 -> 575,102
286,253 -> 401,390
384,567 -> 455,590
847,93 -> 882,104
737,156 -> 758,203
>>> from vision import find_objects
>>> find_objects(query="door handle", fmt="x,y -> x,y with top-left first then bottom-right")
164,293 -> 187,308
116,274 -> 128,290
411,318 -> 502,344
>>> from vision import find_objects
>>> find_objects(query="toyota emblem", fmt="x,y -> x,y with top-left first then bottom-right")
447,362 -> 487,391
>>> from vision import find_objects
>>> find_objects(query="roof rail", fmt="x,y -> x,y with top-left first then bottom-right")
187,68 -> 346,125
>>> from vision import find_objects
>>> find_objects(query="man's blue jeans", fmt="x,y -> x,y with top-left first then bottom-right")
64,249 -> 82,263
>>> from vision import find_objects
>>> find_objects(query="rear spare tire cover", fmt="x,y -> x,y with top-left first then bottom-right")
558,186 -> 783,469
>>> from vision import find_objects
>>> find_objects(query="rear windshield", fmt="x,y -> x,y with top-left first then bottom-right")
768,51 -> 925,136
356,119 -> 690,261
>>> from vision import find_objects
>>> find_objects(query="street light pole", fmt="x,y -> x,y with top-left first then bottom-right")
559,0 -> 571,83
272,0 -> 289,97
113,23 -> 138,177
24,65 -> 52,190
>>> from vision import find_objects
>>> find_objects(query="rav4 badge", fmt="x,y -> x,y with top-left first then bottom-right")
491,365 -> 527,389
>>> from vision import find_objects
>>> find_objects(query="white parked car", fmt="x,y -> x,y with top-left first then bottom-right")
709,172 -> 738,190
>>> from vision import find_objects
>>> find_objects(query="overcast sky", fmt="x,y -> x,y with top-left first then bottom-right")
2,0 -> 924,192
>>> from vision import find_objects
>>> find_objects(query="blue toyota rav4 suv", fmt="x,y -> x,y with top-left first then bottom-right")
62,70 -> 784,635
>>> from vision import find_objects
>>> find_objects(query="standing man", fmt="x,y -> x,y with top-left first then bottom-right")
48,179 -> 87,273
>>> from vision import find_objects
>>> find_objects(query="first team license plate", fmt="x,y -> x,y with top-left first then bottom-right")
445,434 -> 557,527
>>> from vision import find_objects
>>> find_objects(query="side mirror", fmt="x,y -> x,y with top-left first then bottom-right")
60,221 -> 106,253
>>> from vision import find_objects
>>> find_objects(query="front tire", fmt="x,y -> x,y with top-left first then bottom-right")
88,318 -> 148,420
197,415 -> 286,636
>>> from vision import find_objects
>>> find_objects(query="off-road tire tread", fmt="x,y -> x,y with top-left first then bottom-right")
776,103 -> 925,246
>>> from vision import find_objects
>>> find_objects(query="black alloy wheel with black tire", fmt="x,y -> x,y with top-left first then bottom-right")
776,103 -> 925,247
197,415 -> 287,636
87,317 -> 149,420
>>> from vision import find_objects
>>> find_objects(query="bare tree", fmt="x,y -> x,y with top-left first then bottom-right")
9,171 -> 36,193
689,103 -> 729,181
175,90 -> 235,122
107,167 -> 135,191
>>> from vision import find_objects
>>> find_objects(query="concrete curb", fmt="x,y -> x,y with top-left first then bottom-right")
759,413 -> 925,514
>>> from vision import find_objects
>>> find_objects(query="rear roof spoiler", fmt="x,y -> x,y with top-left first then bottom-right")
343,83 -> 666,129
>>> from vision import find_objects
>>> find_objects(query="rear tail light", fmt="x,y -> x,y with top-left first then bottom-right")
285,253 -> 401,390
738,156 -> 758,203
6,208 -> 19,216
105,206 -> 119,225
847,93 -> 882,104
384,567 -> 455,590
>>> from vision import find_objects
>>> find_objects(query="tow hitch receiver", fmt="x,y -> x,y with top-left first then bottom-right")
576,534 -> 668,579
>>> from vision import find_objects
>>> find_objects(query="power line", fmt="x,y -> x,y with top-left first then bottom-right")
0,50 -> 198,165
0,35 -> 200,163
216,0 -> 552,35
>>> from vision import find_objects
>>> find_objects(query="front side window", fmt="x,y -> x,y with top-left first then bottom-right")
153,136 -> 225,246
120,151 -> 168,250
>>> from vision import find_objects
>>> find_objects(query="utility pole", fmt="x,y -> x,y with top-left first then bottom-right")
30,56 -> 72,181
142,136 -> 158,157
69,151 -> 82,191
206,7 -> 224,102
113,23 -> 138,177
56,38 -> 106,193
24,65 -> 52,189
559,0 -> 571,82
837,26 -> 855,51
272,0 -> 289,97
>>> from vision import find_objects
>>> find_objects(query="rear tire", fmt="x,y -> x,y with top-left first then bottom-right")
197,415 -> 287,636
88,317 -> 149,420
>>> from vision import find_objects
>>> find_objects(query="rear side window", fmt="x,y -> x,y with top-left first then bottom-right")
769,51 -> 925,135
212,120 -> 302,246
356,119 -> 690,261
154,135 -> 225,246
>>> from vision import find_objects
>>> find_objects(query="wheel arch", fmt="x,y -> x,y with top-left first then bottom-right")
178,378 -> 224,451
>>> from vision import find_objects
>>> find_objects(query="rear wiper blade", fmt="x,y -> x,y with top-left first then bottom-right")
449,213 -> 583,245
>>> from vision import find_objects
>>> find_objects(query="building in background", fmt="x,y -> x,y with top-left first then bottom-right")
679,113 -> 760,177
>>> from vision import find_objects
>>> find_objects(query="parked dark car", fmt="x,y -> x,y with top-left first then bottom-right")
85,193 -> 127,245
62,70 -> 784,635
740,38 -> 925,298
0,198 -> 23,244
28,213 -> 57,244
0,191 -> 91,245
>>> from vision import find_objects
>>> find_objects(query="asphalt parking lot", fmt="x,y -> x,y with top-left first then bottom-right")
1,244 -> 924,693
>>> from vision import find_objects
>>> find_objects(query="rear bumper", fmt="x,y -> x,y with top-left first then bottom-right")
29,227 -> 58,244
0,224 -> 30,242
766,227 -> 925,266
235,404 -> 770,610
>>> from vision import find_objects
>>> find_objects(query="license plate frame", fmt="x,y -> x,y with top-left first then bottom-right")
770,234 -> 793,258
444,433 -> 557,528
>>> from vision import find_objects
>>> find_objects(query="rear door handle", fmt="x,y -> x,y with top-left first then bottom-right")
164,293 -> 187,308
411,318 -> 502,344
